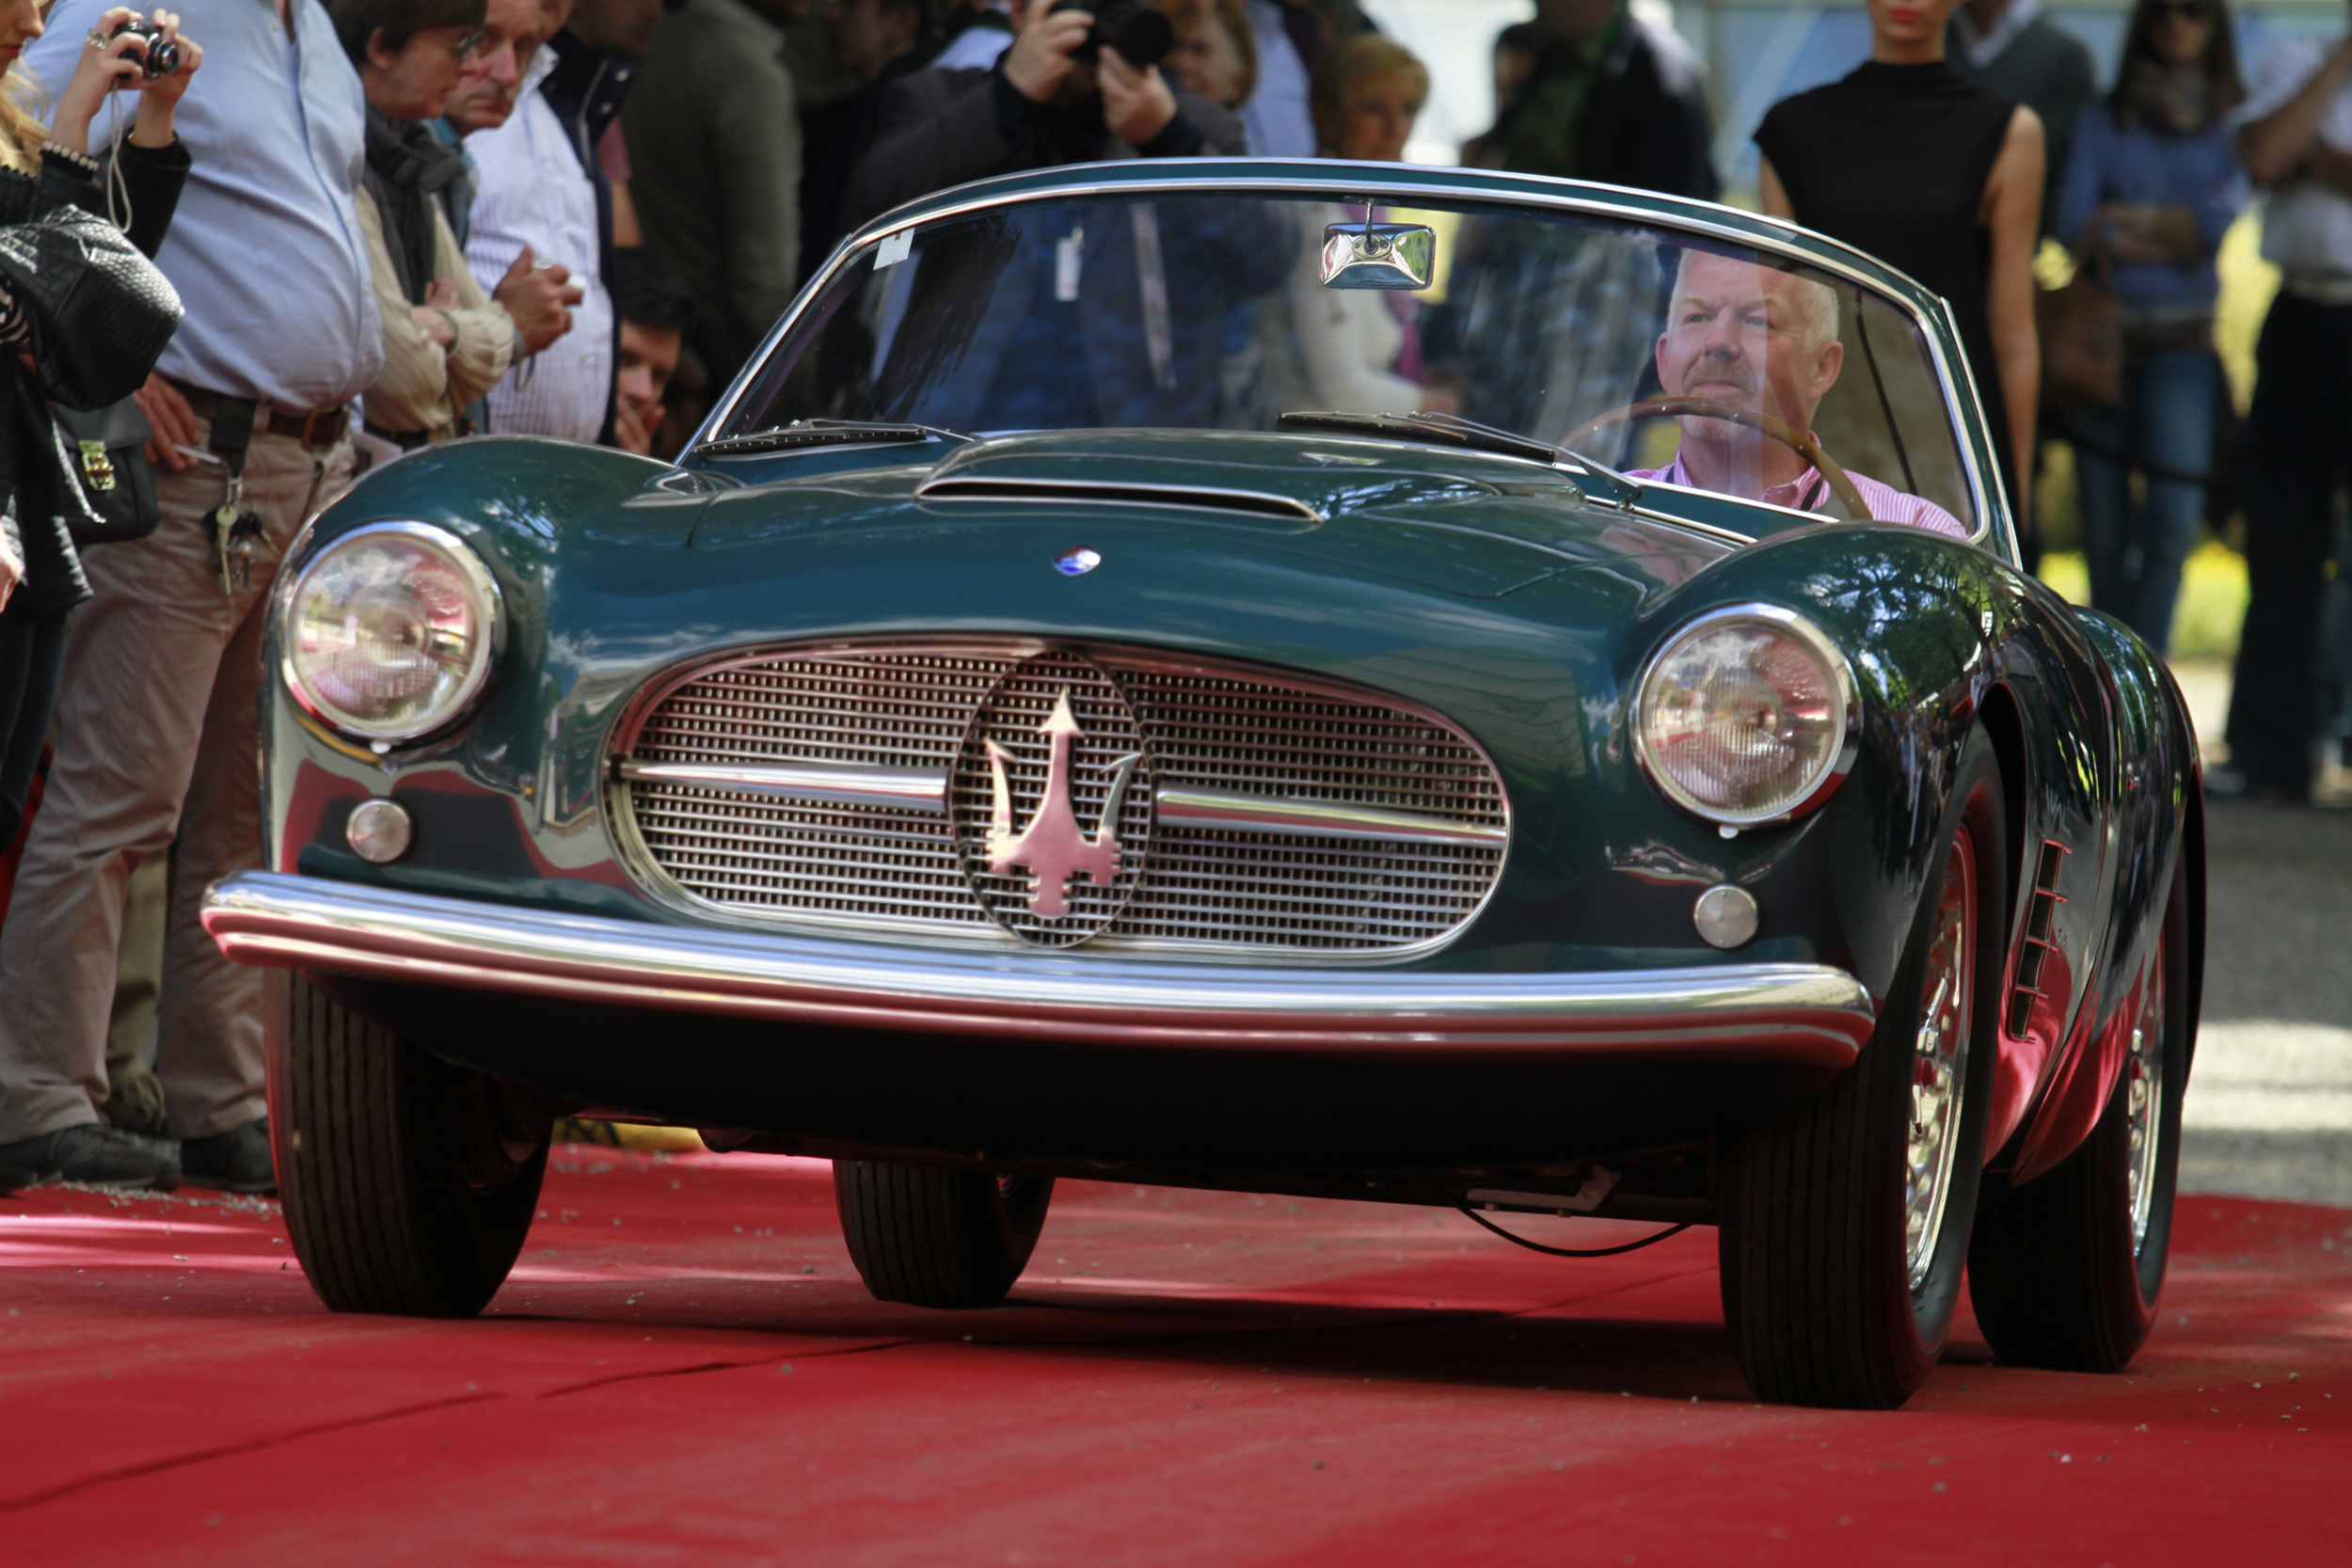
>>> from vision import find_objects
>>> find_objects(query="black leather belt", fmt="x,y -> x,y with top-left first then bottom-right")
169,380 -> 352,451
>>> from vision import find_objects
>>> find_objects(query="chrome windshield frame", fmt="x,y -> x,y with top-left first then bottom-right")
696,164 -> 2015,569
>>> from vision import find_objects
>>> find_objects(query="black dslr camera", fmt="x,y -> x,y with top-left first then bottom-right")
1047,0 -> 1174,71
110,20 -> 182,80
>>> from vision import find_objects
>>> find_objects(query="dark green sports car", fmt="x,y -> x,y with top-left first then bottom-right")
203,161 -> 2201,1410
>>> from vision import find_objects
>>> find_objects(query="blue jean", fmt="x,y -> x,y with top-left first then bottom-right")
2069,347 -> 2219,655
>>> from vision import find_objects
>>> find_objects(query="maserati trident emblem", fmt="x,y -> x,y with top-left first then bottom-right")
983,689 -> 1142,919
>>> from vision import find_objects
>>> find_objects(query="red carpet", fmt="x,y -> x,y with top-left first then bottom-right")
2,1148 -> 2344,1564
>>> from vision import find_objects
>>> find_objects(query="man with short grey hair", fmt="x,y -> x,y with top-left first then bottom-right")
1627,252 -> 1963,535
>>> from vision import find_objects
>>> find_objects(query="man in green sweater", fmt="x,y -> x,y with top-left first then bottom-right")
624,0 -> 804,390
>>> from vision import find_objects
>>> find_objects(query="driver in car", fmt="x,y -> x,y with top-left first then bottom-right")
1625,252 -> 1967,537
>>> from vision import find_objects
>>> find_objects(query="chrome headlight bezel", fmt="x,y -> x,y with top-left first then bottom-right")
1631,603 -> 1860,830
277,520 -> 504,745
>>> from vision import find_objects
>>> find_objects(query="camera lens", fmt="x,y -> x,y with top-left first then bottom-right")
1109,6 -> 1174,69
110,21 -> 179,79
1044,0 -> 1174,71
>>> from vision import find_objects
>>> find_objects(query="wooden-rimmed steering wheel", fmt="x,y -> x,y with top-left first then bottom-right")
1561,397 -> 1870,520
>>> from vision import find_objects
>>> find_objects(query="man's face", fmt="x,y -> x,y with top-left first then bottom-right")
618,319 -> 683,433
567,0 -> 662,57
1654,254 -> 1842,441
445,0 -> 539,134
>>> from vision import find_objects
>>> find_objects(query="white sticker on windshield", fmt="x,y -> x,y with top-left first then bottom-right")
1055,227 -> 1085,302
873,230 -> 914,268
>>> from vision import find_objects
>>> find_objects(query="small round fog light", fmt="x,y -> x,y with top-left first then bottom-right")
1693,883 -> 1758,949
346,798 -> 413,864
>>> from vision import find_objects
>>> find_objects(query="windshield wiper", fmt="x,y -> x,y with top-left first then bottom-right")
1279,409 -> 1560,466
695,419 -> 970,455
1549,441 -> 1643,508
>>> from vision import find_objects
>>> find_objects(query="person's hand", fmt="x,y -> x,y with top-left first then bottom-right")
134,371 -> 201,471
492,245 -> 575,355
411,305 -> 457,349
1097,46 -> 1176,146
51,8 -> 157,155
129,10 -> 201,148
0,516 -> 23,614
612,389 -> 654,455
1003,4 -> 1093,103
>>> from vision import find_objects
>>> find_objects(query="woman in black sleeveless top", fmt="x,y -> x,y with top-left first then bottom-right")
1755,0 -> 2044,541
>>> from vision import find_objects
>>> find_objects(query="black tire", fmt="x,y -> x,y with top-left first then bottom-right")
1718,726 -> 2008,1409
270,973 -> 552,1317
1967,862 -> 2190,1371
834,1161 -> 1054,1308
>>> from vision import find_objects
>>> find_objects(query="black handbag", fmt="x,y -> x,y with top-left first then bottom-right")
0,206 -> 182,410
50,396 -> 158,546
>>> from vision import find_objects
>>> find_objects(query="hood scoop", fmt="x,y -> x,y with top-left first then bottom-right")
914,473 -> 1323,524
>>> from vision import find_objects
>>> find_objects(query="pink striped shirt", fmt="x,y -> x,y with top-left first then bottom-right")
1628,455 -> 1969,539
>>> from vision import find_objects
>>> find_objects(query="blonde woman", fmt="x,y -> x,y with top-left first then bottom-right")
1272,34 -> 1442,416
0,4 -> 198,879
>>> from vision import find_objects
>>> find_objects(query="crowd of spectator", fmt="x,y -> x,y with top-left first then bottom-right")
0,0 -> 2345,1192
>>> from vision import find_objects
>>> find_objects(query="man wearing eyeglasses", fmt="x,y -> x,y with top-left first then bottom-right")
327,0 -> 578,451
2217,17 -> 2352,802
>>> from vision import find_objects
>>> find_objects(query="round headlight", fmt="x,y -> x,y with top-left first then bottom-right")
1634,606 -> 1855,828
281,522 -> 501,742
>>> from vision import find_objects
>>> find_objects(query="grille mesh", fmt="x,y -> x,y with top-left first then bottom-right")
618,643 -> 1507,953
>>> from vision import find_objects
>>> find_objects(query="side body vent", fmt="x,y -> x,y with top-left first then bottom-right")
2006,840 -> 2070,1039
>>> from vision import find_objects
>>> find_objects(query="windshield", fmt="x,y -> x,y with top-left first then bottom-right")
720,191 -> 1983,540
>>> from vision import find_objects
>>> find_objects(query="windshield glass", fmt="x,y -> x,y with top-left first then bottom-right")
721,191 -> 1982,540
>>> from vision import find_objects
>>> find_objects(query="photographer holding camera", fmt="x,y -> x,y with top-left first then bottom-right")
843,0 -> 1247,230
5,0 -> 379,1195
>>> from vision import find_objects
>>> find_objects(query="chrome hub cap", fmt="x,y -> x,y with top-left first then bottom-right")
2126,957 -> 2167,1256
1905,828 -> 1976,1293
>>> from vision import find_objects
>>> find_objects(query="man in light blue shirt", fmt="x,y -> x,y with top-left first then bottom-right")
0,0 -> 382,1195
24,0 -> 381,422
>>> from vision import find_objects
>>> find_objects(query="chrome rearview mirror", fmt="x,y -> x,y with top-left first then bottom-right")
1319,222 -> 1435,291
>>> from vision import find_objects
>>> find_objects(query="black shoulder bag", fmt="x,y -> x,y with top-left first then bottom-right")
0,207 -> 183,546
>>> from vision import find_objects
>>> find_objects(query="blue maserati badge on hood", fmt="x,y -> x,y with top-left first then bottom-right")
1055,546 -> 1102,577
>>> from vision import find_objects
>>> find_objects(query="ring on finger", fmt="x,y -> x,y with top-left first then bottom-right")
86,26 -> 111,48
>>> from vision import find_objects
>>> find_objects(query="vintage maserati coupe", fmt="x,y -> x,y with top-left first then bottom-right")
201,160 -> 2201,1410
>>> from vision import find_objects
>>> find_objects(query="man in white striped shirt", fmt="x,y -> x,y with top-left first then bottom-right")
463,0 -> 610,440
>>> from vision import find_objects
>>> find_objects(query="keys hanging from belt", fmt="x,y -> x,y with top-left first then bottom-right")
202,391 -> 265,597
211,473 -> 264,596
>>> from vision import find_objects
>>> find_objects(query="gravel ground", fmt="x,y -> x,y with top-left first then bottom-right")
2180,800 -> 2352,1205
2158,660 -> 2352,1204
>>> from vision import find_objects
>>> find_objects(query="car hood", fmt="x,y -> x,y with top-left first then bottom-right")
687,430 -> 1734,601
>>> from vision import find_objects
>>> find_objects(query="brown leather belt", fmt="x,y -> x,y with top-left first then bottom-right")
168,380 -> 352,451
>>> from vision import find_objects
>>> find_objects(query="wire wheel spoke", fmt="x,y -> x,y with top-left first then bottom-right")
1905,829 -> 1975,1293
2125,957 -> 2167,1257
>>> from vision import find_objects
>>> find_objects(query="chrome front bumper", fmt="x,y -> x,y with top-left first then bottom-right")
201,872 -> 1877,1065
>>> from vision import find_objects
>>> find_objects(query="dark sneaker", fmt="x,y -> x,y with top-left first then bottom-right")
179,1119 -> 275,1195
0,1123 -> 181,1191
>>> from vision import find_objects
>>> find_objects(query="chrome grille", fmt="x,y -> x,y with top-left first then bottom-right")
614,641 -> 1508,955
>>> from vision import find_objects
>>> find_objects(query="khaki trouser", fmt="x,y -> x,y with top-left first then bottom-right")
0,423 -> 354,1143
